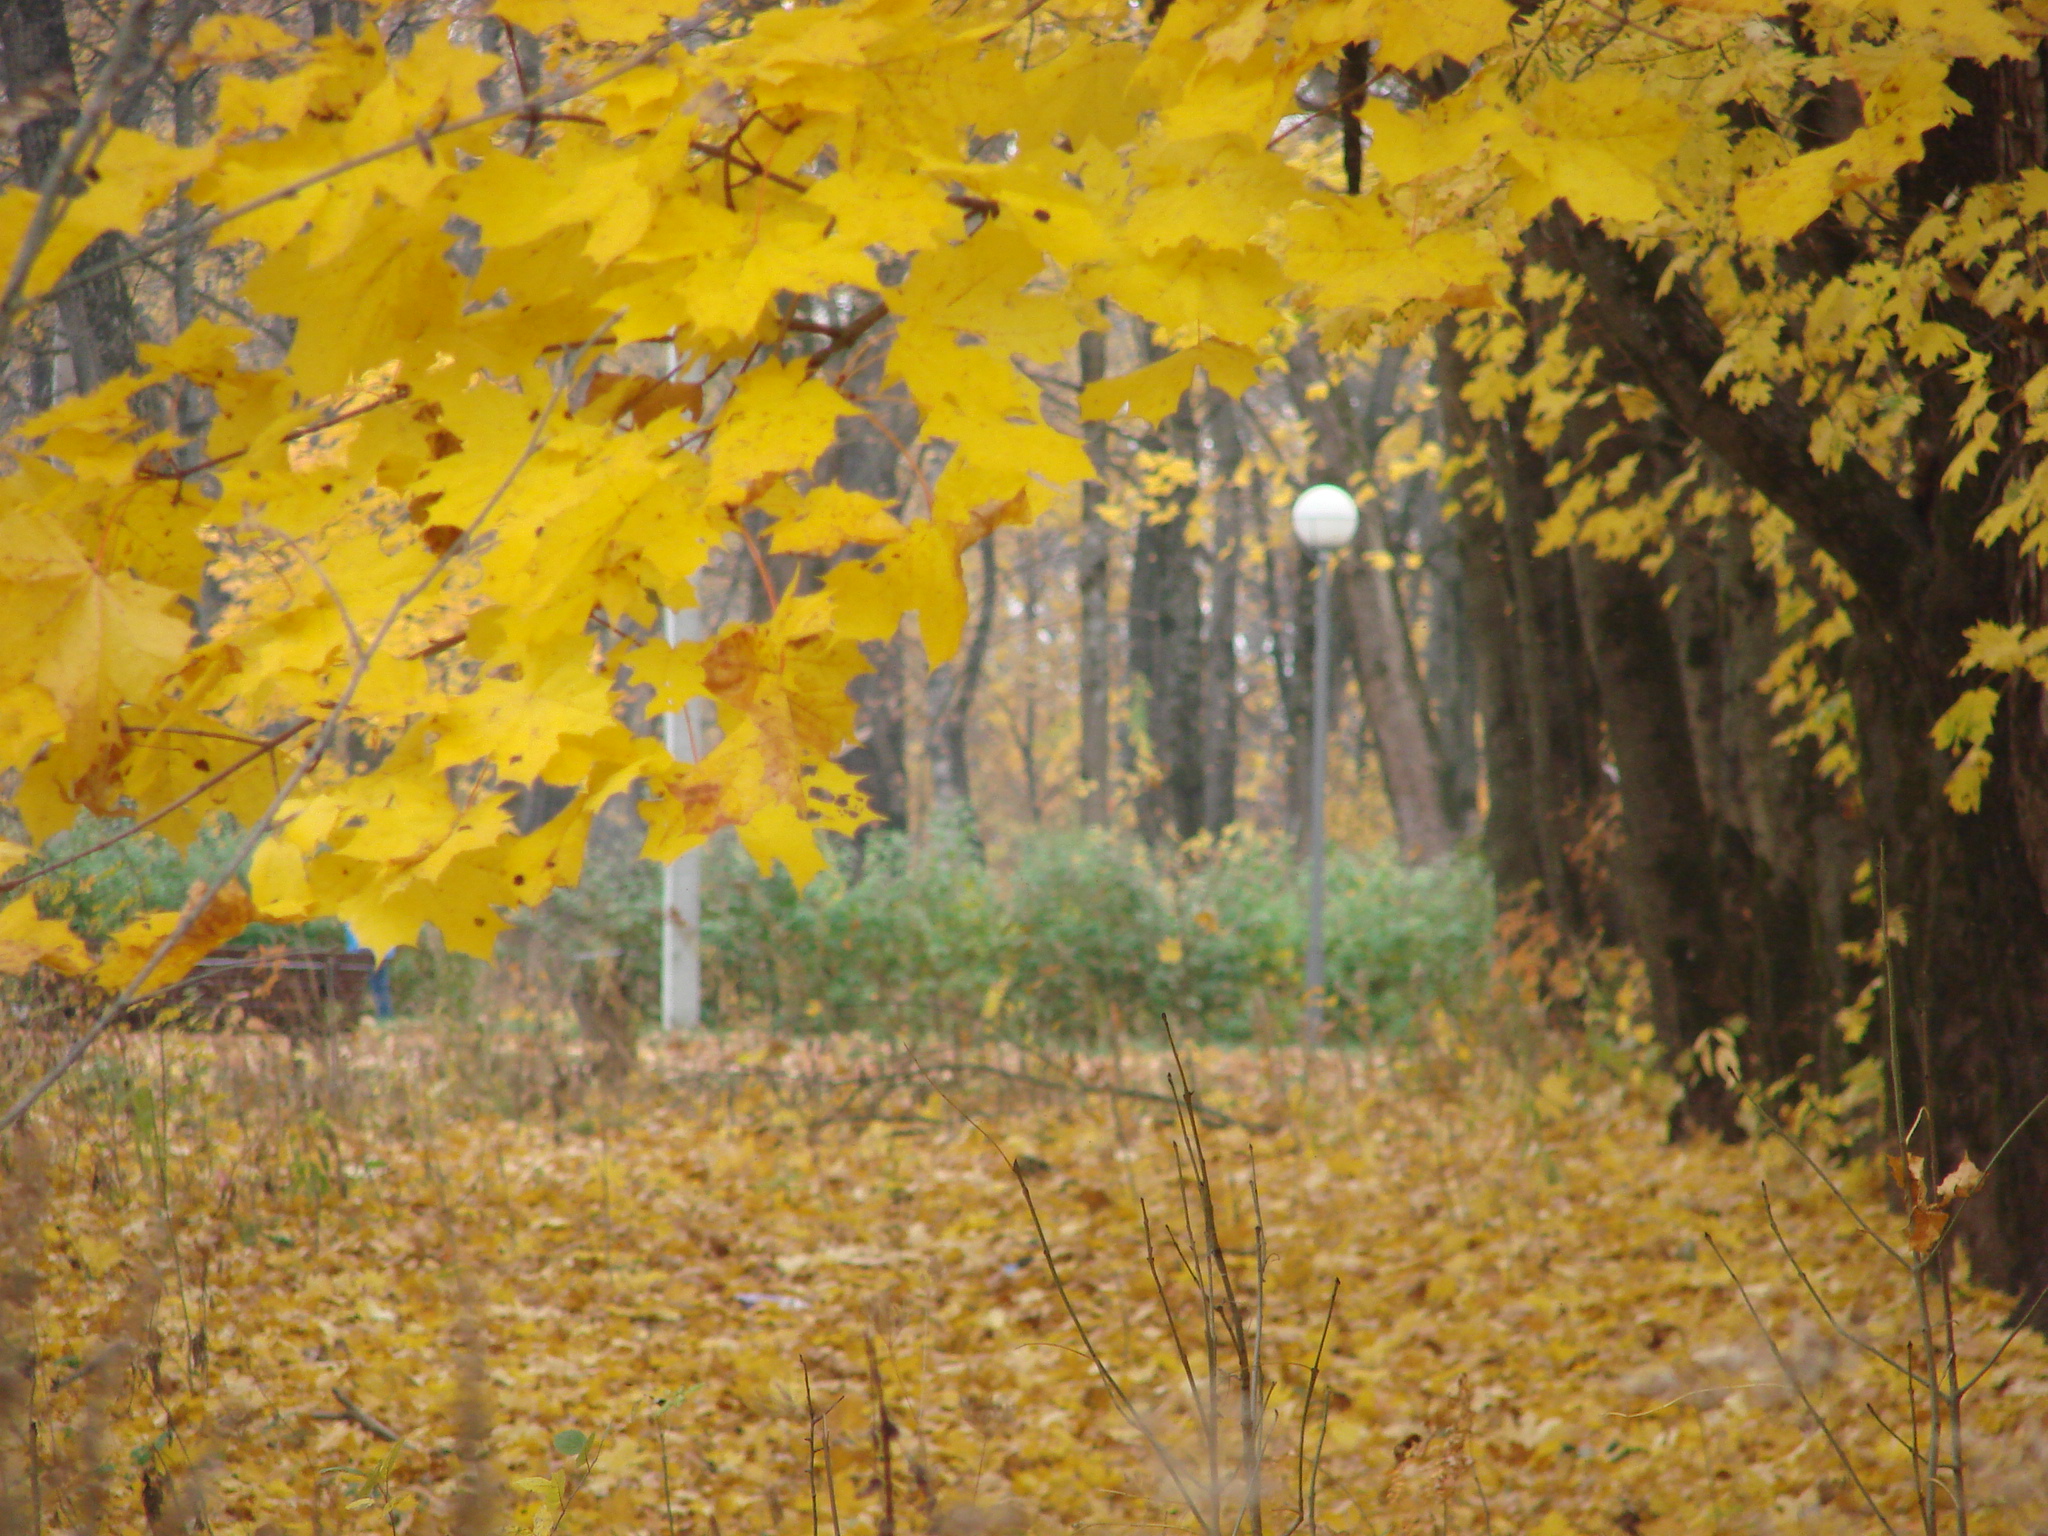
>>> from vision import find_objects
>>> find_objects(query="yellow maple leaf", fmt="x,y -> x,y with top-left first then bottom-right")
768,486 -> 905,556
0,895 -> 91,978
0,512 -> 189,758
178,13 -> 303,69
1079,341 -> 1261,424
97,881 -> 257,993
707,361 -> 859,505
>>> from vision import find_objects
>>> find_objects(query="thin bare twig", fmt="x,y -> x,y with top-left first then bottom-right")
0,719 -> 311,898
1759,1182 -> 1925,1386
310,1387 -> 405,1443
1705,1232 -> 1901,1536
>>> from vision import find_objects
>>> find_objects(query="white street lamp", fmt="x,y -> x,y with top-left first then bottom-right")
1291,483 -> 1357,1048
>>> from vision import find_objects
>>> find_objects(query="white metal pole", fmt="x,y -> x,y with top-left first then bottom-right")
1304,551 -> 1335,1048
660,603 -> 707,1031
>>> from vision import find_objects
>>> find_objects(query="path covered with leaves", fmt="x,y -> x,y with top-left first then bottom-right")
10,1031 -> 2047,1536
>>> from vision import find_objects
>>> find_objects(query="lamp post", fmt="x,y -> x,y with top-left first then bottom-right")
1291,483 -> 1358,1048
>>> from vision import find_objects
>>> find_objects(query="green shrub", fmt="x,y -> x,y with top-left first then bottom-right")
699,822 -> 1492,1044
17,809 -> 1493,1044
27,815 -> 347,952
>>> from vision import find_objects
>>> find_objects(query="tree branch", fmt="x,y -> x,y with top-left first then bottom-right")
1536,209 -> 1929,611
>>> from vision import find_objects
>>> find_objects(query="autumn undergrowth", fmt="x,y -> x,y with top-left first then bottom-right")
3,1010 -> 2047,1536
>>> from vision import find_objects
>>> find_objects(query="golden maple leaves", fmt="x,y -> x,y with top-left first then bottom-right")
0,0 -> 2032,979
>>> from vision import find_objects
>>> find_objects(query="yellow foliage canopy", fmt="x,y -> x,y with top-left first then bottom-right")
0,0 -> 2031,975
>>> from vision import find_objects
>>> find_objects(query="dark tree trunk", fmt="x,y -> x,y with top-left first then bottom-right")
1540,162 -> 2048,1304
1264,527 -> 1317,852
1201,392 -> 1243,835
1488,400 -> 1610,941
1665,518 -> 1865,1087
1,0 -> 142,394
1127,396 -> 1206,845
1568,541 -> 1748,1137
1078,328 -> 1114,828
1437,330 -> 1544,896
1409,460 -> 1481,837
842,633 -> 910,845
929,534 -> 997,839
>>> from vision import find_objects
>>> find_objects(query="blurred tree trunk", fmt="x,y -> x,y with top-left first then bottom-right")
2,0 -> 142,394
1664,517 -> 1865,1089
1408,455 -> 1481,837
1436,331 -> 1543,899
1569,539 -> 1748,1137
1201,387 -> 1243,835
1546,184 -> 2048,1301
1077,328 -> 1114,828
1128,392 -> 1206,845
929,535 -> 997,839
1341,490 -> 1453,861
1264,523 -> 1316,852
1487,398 -> 1610,941
818,339 -> 916,854
1286,338 -> 1454,861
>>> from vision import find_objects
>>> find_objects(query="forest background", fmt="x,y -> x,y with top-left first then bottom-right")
5,0 -> 2048,1532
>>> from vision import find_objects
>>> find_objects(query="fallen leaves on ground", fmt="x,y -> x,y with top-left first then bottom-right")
9,1028 -> 2048,1536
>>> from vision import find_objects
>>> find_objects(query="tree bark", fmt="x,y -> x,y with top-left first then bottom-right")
1,0 -> 143,394
1286,337 -> 1456,859
1338,503 -> 1454,861
1539,190 -> 2048,1306
928,534 -> 998,839
1077,328 -> 1114,828
1488,401 -> 1610,941
1200,390 -> 1243,835
1436,329 -> 1543,897
1127,394 -> 1206,845
1569,541 -> 1747,1137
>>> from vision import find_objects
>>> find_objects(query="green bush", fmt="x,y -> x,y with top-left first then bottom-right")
27,815 -> 347,952
16,808 -> 1494,1043
699,821 -> 1491,1044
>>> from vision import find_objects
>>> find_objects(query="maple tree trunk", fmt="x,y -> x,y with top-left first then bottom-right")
1,0 -> 141,395
1077,329 -> 1114,829
1410,465 -> 1481,837
1664,522 -> 1863,1086
1436,332 -> 1544,898
1127,397 -> 1207,845
1487,404 -> 1610,942
1568,542 -> 1747,1137
1337,504 -> 1453,862
929,535 -> 998,839
1546,182 -> 2048,1304
1265,539 -> 1316,854
1285,338 -> 1455,861
1199,386 -> 1246,835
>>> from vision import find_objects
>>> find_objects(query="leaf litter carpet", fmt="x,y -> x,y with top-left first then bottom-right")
12,1033 -> 2048,1536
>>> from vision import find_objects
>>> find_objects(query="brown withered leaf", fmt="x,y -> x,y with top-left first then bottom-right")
1887,1152 -> 1927,1206
1908,1203 -> 1949,1257
586,371 -> 703,427
1935,1154 -> 1985,1206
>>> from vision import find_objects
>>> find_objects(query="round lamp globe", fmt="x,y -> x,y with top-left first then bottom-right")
1291,483 -> 1358,551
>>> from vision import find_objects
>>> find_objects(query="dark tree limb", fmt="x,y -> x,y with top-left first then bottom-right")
1535,210 -> 1929,611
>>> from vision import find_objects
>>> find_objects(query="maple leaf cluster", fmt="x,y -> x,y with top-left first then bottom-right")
11,0 -> 2017,989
